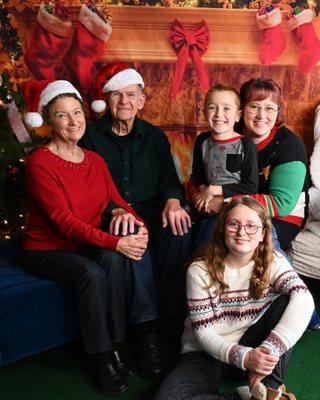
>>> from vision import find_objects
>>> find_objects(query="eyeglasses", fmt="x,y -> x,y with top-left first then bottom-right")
246,104 -> 279,115
226,221 -> 263,235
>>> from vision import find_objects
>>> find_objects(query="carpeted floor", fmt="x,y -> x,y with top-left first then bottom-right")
0,278 -> 319,400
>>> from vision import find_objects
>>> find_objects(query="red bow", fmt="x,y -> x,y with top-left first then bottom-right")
170,19 -> 210,99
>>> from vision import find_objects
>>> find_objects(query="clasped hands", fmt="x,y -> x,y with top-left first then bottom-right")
110,208 -> 148,261
244,347 -> 279,389
193,185 -> 224,214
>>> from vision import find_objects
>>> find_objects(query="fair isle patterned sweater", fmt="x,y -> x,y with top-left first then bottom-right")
181,252 -> 314,370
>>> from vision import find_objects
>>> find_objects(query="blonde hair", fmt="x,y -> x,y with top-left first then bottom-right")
205,84 -> 240,109
190,198 -> 274,298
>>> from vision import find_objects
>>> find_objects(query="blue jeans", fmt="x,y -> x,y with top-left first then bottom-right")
130,201 -> 192,318
125,249 -> 158,325
195,214 -> 219,249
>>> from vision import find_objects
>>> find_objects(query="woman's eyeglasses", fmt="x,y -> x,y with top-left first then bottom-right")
226,221 -> 263,235
246,104 -> 279,115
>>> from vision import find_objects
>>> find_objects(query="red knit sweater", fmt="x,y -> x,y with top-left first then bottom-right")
23,147 -> 142,252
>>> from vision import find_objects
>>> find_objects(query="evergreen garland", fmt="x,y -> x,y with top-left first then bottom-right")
0,1 -> 23,61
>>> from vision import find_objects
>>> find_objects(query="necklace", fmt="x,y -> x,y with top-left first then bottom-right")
48,143 -> 84,163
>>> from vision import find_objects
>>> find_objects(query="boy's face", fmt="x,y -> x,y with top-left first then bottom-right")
204,90 -> 241,138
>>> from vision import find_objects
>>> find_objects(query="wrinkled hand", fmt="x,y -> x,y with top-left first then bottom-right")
109,208 -> 144,236
207,195 -> 225,214
137,225 -> 148,236
116,233 -> 148,261
244,347 -> 279,376
194,186 -> 215,213
162,199 -> 191,236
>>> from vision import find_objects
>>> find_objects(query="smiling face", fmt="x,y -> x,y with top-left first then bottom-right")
224,204 -> 265,260
106,84 -> 145,125
243,96 -> 279,143
204,90 -> 242,139
48,96 -> 85,144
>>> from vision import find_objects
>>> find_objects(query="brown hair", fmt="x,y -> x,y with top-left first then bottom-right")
190,197 -> 274,298
239,77 -> 284,127
42,93 -> 83,125
205,84 -> 240,109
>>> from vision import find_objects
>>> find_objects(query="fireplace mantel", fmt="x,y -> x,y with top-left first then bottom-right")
22,5 -> 320,66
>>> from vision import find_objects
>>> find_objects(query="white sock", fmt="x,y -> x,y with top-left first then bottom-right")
251,383 -> 267,400
236,386 -> 251,400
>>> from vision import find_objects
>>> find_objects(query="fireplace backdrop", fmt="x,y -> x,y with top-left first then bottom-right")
9,4 -> 320,182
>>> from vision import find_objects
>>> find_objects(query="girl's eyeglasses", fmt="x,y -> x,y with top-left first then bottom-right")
226,221 -> 263,235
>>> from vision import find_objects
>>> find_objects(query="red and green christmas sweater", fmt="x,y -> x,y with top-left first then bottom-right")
250,126 -> 308,227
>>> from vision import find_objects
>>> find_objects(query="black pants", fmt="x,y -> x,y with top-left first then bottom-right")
155,294 -> 291,400
24,247 -> 126,354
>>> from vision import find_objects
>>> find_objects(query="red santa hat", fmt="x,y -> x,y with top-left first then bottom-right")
91,62 -> 145,113
22,80 -> 82,128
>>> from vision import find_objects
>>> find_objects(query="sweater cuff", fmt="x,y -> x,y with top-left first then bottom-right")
108,235 -> 121,252
227,344 -> 253,370
260,331 -> 288,357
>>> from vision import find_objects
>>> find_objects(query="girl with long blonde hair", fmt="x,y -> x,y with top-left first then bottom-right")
155,198 -> 314,400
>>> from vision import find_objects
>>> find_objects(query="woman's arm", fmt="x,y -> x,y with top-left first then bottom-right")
251,161 -> 306,217
259,253 -> 314,357
187,263 -> 253,370
27,158 -> 121,251
251,132 -> 307,217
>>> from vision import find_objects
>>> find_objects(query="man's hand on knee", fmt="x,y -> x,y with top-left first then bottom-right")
109,208 -> 144,236
162,199 -> 191,236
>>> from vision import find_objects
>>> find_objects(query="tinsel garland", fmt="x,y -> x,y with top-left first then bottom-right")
0,73 -> 45,239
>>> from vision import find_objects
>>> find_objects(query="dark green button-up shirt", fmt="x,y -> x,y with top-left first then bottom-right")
80,113 -> 185,205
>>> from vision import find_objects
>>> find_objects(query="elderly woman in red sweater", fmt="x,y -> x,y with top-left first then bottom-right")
21,80 -> 158,396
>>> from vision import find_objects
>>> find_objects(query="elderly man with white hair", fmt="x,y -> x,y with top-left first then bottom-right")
80,63 -> 192,379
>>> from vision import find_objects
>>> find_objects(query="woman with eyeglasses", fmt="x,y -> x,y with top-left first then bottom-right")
239,78 -> 320,332
238,77 -> 308,251
154,198 -> 313,400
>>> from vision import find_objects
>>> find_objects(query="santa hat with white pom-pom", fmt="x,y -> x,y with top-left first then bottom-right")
22,80 -> 82,128
91,62 -> 145,113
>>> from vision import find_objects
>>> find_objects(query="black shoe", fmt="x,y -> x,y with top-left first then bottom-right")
88,353 -> 129,396
111,350 -> 135,379
134,333 -> 163,379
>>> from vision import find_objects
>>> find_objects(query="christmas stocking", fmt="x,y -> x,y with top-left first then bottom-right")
287,8 -> 320,74
64,5 -> 112,94
256,5 -> 286,65
24,4 -> 71,80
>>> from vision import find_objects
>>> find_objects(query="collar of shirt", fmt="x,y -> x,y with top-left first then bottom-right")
97,112 -> 147,140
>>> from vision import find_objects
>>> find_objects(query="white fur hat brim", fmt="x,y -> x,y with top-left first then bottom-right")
38,80 -> 82,113
102,69 -> 145,93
